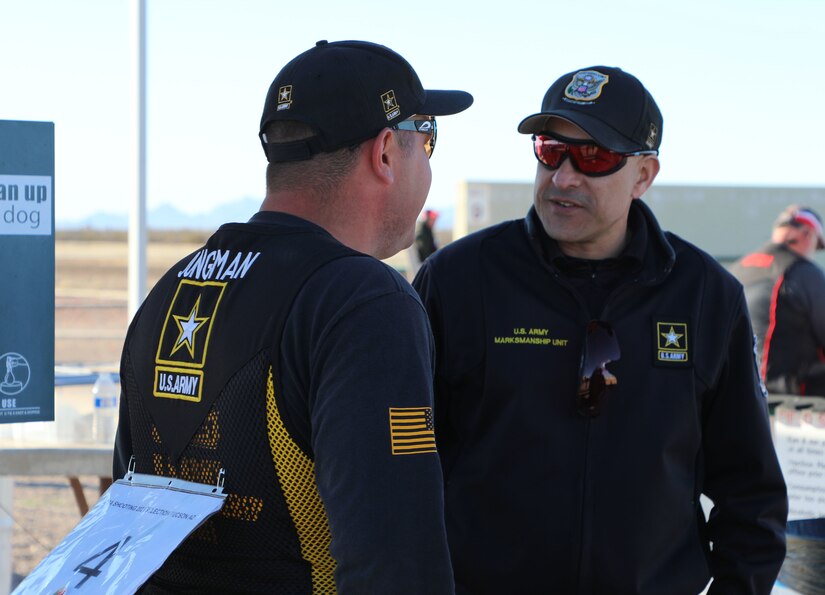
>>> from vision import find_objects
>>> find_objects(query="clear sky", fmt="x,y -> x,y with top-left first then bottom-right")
4,0 -> 824,225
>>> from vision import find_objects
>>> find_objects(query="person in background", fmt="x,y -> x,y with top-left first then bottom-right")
729,204 -> 825,396
406,208 -> 440,280
416,208 -> 440,261
113,39 -> 472,593
413,65 -> 787,594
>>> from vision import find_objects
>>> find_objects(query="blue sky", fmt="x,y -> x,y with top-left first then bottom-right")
4,0 -> 824,225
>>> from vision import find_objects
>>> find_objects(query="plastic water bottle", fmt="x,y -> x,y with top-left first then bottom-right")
92,372 -> 119,444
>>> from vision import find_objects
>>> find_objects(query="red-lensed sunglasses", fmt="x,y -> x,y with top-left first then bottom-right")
532,134 -> 657,177
577,320 -> 620,418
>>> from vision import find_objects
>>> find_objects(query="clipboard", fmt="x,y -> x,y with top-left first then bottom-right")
14,459 -> 227,594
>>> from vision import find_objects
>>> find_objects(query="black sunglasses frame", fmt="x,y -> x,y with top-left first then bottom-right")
393,117 -> 437,158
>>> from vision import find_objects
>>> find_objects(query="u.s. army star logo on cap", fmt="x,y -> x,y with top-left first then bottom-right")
382,90 -> 401,121
277,85 -> 292,111
656,321 -> 689,363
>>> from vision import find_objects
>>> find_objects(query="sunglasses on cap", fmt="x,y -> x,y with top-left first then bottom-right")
532,134 -> 657,177
393,117 -> 437,158
577,320 -> 620,418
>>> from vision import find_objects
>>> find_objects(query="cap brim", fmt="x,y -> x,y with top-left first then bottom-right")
420,90 -> 474,116
517,110 -> 641,153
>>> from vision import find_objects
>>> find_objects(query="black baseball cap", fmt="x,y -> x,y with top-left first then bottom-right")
259,40 -> 473,162
518,66 -> 662,153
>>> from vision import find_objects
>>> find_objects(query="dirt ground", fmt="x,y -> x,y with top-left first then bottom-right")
10,236 -> 204,587
9,477 -> 106,588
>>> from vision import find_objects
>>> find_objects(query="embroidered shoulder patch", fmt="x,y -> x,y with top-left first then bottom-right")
389,407 -> 436,455
656,321 -> 689,363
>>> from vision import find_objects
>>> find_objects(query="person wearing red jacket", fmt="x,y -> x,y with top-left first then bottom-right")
729,204 -> 825,396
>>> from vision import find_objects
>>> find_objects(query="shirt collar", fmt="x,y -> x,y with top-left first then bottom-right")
531,203 -> 648,271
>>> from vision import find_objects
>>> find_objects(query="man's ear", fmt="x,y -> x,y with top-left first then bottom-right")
369,128 -> 396,185
632,155 -> 660,198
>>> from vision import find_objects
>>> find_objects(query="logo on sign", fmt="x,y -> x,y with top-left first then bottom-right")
0,352 -> 31,395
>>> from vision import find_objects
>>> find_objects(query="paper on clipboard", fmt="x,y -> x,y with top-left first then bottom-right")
13,468 -> 227,594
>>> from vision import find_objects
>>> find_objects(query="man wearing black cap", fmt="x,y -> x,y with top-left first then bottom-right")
413,67 -> 787,593
114,40 -> 472,593
729,204 -> 825,397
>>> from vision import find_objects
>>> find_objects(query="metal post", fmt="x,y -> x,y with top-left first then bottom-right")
128,0 -> 147,319
0,477 -> 11,595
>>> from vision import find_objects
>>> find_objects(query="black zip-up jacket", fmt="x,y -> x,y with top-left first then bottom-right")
413,200 -> 787,595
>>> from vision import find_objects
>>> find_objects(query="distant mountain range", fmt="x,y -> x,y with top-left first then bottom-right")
59,197 -> 263,230
59,197 -> 454,230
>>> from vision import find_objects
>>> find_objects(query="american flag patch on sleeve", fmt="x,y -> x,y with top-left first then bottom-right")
388,407 -> 437,455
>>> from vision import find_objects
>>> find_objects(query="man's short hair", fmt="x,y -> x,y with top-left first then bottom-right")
264,121 -> 361,196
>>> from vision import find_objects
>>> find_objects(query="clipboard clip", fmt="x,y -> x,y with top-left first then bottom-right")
119,457 -> 227,497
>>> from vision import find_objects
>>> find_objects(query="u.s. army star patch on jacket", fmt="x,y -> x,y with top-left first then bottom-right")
656,321 -> 689,363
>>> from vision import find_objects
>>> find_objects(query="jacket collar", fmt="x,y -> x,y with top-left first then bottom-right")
524,198 -> 676,285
